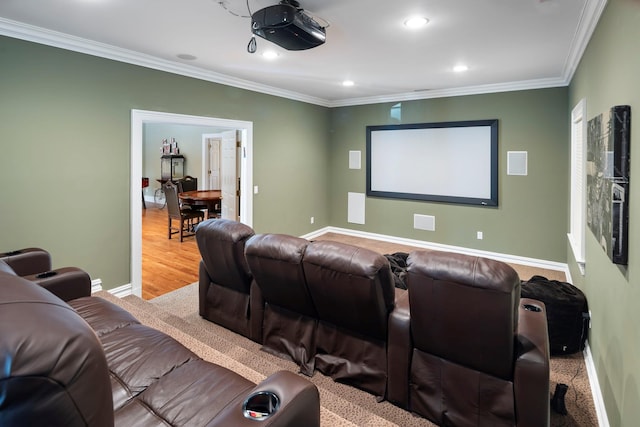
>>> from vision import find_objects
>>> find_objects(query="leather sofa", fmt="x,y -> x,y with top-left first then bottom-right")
387,250 -> 550,427
300,239 -> 398,398
0,246 -> 91,301
0,256 -> 320,426
0,246 -> 51,275
196,222 -> 550,426
244,233 -> 317,376
245,234 -> 404,398
196,219 -> 264,342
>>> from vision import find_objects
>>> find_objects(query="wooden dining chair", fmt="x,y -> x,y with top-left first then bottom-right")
177,175 -> 208,215
177,175 -> 197,193
163,181 -> 204,242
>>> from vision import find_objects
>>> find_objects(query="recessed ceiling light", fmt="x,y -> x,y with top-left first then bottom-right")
453,64 -> 469,72
404,16 -> 429,29
262,50 -> 279,60
342,80 -> 355,87
176,53 -> 197,61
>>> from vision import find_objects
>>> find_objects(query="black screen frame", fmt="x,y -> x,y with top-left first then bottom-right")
366,119 -> 499,207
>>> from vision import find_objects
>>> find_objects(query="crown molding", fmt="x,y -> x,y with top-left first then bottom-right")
0,17 -> 330,107
563,0 -> 607,84
327,77 -> 568,108
561,0 -> 607,83
0,1 -> 606,109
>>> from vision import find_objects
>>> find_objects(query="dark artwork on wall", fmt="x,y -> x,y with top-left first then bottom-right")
586,105 -> 631,265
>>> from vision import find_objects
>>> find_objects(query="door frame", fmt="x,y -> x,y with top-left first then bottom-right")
131,109 -> 253,297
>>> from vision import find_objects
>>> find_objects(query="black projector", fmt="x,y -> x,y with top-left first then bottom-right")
251,2 -> 326,51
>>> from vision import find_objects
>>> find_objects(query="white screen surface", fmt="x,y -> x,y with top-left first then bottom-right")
366,120 -> 498,206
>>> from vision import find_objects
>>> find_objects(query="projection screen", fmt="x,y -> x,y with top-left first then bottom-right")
366,120 -> 498,206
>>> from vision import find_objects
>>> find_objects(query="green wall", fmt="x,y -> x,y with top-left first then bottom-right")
568,2 -> 640,425
328,89 -> 569,262
0,36 -> 331,289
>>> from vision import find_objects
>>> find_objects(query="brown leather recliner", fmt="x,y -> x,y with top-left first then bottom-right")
0,247 -> 51,276
0,272 -> 114,427
196,219 -> 263,342
302,240 -> 397,398
245,233 -> 318,376
387,250 -> 550,427
0,248 -> 91,301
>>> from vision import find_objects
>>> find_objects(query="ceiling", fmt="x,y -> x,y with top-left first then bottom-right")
0,0 -> 606,107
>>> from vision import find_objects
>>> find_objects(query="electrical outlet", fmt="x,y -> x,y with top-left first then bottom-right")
588,310 -> 592,329
253,185 -> 259,194
477,231 -> 483,240
310,216 -> 314,224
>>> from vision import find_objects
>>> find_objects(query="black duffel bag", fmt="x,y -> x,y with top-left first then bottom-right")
521,275 -> 589,355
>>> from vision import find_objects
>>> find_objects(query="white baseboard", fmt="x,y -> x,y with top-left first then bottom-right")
584,341 -> 610,427
91,278 -> 132,298
303,226 -> 569,275
108,283 -> 133,298
91,278 -> 103,294
301,226 -> 332,240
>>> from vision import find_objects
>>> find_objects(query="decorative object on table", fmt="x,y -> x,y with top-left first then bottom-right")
161,137 -> 180,155
586,105 -> 631,265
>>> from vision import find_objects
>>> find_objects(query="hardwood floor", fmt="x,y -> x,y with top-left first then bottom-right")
142,210 -> 566,300
142,203 -> 201,300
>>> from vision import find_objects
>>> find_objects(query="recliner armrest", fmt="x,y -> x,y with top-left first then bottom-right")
514,298 -> 550,427
207,370 -> 320,427
386,289 -> 411,407
0,247 -> 51,276
23,267 -> 91,302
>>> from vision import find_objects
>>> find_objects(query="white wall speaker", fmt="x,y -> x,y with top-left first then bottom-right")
413,214 -> 435,231
349,150 -> 361,169
507,151 -> 528,176
347,192 -> 365,224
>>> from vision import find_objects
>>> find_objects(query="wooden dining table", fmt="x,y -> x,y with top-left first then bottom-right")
178,190 -> 222,219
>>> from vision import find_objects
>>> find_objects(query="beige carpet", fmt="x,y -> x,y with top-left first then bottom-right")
95,281 -> 599,426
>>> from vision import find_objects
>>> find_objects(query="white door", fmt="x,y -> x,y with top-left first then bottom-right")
207,137 -> 221,190
220,130 -> 238,221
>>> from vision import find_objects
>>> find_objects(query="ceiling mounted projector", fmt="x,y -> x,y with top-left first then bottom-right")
251,0 -> 326,51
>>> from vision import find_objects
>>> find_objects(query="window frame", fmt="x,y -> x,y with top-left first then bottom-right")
568,98 -> 587,274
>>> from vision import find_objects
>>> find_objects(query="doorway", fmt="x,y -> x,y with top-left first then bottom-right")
202,130 -> 243,221
131,110 -> 253,297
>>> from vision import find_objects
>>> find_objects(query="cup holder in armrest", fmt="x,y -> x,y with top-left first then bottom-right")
35,271 -> 58,279
243,391 -> 280,421
523,303 -> 542,312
